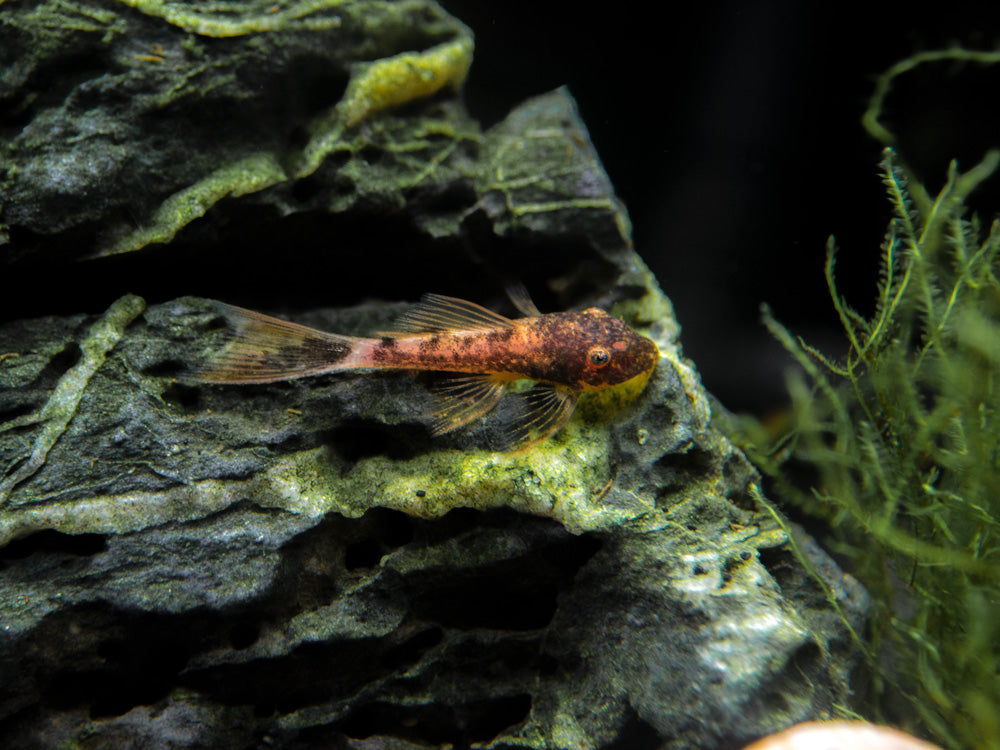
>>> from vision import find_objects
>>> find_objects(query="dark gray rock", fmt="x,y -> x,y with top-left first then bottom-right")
0,2 -> 867,747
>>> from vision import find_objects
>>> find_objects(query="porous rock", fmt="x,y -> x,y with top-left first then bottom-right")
0,2 -> 866,748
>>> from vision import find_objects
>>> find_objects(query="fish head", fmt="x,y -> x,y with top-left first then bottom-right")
569,308 -> 660,390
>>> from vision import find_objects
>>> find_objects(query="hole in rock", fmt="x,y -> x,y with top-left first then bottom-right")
291,174 -> 325,203
755,546 -> 798,591
0,530 -> 106,561
141,358 -> 188,379
229,621 -> 261,651
38,341 -> 82,381
383,627 -> 443,669
358,145 -> 385,165
376,508 -> 415,548
654,445 -> 716,489
338,693 -> 531,746
345,508 -> 416,570
605,708 -> 663,750
38,613 -> 198,720
409,532 -> 601,630
160,382 -> 202,411
0,400 -> 40,424
344,538 -> 382,570
330,420 -> 424,465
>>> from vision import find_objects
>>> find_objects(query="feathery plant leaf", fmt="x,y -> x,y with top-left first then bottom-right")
727,145 -> 1000,750
881,151 -> 920,247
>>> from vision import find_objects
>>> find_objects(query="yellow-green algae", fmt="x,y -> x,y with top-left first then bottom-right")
15,0 -> 123,38
294,35 -> 475,177
0,276 -> 714,547
114,0 -> 344,37
0,428 -> 615,546
338,37 -> 473,128
97,33 -> 475,257
0,294 -> 146,504
101,154 -> 288,257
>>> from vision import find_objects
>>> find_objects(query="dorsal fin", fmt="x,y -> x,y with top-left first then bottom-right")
505,283 -> 543,317
387,293 -> 515,334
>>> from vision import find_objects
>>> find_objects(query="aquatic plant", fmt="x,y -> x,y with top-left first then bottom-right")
732,136 -> 1000,749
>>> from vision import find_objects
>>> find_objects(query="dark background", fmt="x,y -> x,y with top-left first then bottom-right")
439,2 -> 1000,413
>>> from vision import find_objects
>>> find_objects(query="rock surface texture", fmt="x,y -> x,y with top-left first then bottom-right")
0,2 -> 867,748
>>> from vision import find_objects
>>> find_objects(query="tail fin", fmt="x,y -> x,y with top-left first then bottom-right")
192,302 -> 361,384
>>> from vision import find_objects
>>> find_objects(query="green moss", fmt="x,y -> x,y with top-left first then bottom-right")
729,53 -> 1000,750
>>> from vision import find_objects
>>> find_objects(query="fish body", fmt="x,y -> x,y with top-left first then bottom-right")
195,292 -> 659,446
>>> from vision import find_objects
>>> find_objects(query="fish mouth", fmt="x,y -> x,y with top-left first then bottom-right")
620,362 -> 656,393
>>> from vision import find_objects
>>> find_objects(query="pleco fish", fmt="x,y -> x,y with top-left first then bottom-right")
194,288 -> 659,448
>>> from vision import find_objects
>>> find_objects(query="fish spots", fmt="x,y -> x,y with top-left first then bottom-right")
418,335 -> 442,354
510,311 -> 657,389
371,338 -> 398,364
303,335 -> 351,365
262,335 -> 351,370
486,327 -> 515,344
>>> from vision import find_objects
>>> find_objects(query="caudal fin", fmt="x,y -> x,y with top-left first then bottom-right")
192,302 -> 361,384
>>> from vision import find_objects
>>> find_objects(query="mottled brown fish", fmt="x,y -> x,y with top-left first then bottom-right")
194,289 -> 659,447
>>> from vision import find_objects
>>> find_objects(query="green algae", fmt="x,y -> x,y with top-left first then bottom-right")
97,36 -> 474,257
338,37 -> 473,128
295,35 -> 475,181
16,0 -> 123,38
3,0 -> 476,259
100,154 -> 288,257
476,90 -> 631,248
0,422 -> 620,546
115,0 -> 345,37
0,295 -> 145,505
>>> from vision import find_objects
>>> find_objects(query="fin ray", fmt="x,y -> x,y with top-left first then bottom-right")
506,283 -> 543,317
192,302 -> 359,383
506,384 -> 579,450
430,374 -> 507,435
388,294 -> 514,334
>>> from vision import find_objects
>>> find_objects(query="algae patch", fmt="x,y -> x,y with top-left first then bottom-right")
0,295 -> 146,504
0,423 -> 628,546
339,37 -> 473,128
115,0 -> 345,37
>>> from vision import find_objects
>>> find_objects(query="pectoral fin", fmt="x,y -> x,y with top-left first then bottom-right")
430,374 -> 507,435
506,384 -> 579,450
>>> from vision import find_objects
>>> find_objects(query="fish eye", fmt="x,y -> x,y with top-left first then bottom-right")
588,346 -> 610,367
